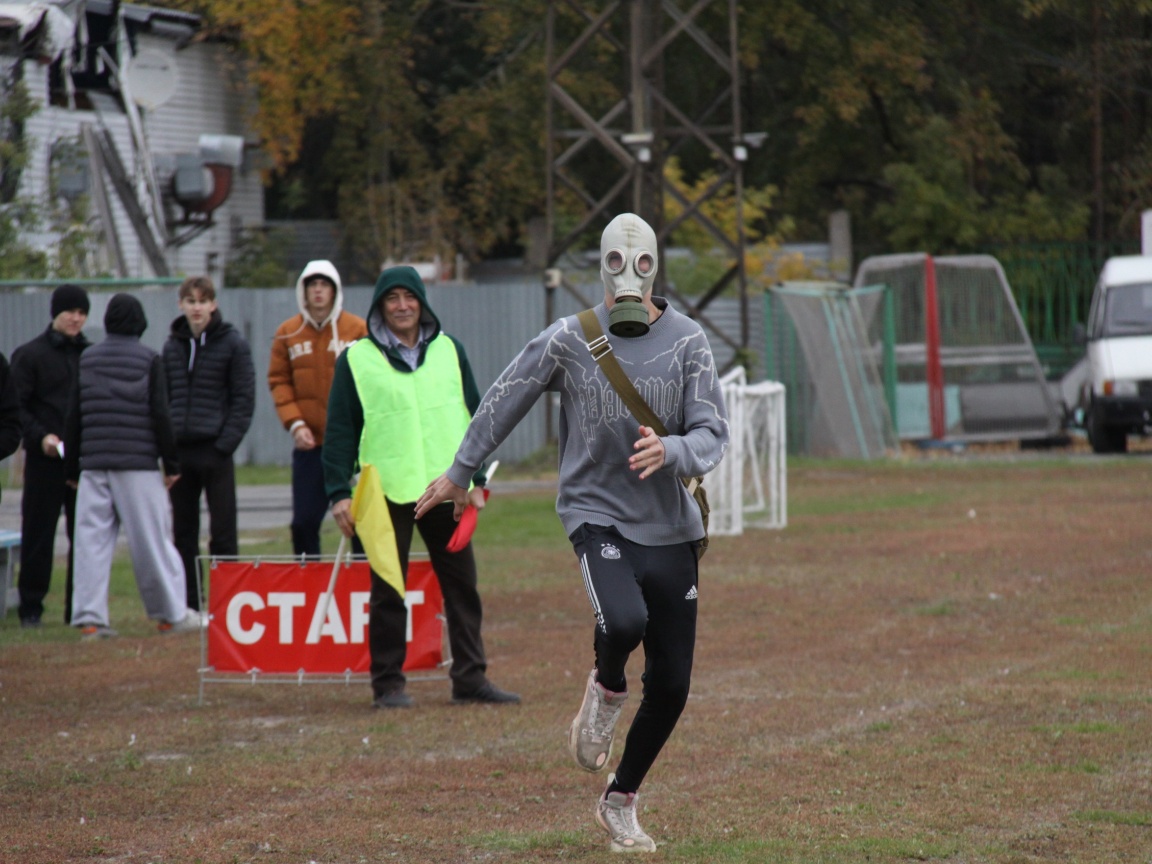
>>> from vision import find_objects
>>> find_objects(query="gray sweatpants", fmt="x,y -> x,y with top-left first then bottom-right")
71,469 -> 187,627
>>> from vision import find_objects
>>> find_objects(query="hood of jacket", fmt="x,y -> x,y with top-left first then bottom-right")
44,324 -> 91,351
169,308 -> 229,341
104,293 -> 147,337
366,266 -> 440,348
295,259 -> 344,328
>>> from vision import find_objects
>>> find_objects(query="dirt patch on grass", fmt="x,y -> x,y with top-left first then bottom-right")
3,455 -> 1152,862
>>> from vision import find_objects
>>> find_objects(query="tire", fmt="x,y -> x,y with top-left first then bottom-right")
1087,403 -> 1128,454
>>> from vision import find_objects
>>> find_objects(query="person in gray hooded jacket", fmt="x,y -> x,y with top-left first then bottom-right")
66,294 -> 197,639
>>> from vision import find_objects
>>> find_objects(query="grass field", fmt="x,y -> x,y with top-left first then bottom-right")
2,453 -> 1152,862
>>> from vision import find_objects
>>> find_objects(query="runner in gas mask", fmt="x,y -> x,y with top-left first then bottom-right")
418,212 -> 730,853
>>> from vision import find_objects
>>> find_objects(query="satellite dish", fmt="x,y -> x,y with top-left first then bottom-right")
124,49 -> 179,110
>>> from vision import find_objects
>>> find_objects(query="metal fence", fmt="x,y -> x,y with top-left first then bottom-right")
7,238 -> 1117,462
0,280 -> 766,467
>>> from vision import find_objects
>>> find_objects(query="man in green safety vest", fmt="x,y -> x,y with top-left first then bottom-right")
323,265 -> 520,709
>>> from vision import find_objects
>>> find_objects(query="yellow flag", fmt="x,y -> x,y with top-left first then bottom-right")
350,464 -> 404,598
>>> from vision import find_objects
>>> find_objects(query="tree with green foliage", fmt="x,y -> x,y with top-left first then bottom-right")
2,77 -> 103,279
740,0 -> 1146,253
151,0 -> 1152,265
224,227 -> 293,287
0,75 -> 49,278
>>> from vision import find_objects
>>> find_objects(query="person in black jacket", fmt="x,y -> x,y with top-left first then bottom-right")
66,294 -> 197,639
10,284 -> 91,627
0,350 -> 22,500
162,276 -> 256,613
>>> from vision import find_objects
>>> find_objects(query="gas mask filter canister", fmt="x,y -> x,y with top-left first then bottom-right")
601,213 -> 659,337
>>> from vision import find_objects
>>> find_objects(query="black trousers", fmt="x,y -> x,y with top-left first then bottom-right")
570,523 -> 700,795
290,447 -> 327,558
169,443 -> 238,611
359,499 -> 488,698
17,451 -> 76,623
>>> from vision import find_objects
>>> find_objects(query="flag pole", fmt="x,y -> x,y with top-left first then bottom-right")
317,534 -> 349,627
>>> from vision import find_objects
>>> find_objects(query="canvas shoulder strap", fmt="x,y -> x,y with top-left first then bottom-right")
576,309 -> 703,514
576,309 -> 668,437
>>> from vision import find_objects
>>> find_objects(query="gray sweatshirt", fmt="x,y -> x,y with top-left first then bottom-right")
447,298 -> 730,546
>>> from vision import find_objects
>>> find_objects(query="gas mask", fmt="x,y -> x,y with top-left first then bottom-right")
601,213 -> 659,337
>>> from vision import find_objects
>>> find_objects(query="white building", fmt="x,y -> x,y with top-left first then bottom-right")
0,0 -> 263,283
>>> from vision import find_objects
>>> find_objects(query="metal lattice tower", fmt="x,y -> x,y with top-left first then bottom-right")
545,0 -> 752,358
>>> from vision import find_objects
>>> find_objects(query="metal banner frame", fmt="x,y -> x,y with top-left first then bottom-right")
196,553 -> 449,703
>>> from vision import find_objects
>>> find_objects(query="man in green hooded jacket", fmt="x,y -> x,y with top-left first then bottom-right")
323,265 -> 519,709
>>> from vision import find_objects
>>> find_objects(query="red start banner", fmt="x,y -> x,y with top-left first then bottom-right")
206,559 -> 443,674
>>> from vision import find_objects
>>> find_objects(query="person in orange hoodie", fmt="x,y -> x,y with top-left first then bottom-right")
268,260 -> 367,556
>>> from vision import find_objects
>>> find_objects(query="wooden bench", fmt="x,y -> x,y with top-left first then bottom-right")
0,529 -> 20,618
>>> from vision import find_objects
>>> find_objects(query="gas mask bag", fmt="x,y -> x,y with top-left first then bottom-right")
601,213 -> 659,337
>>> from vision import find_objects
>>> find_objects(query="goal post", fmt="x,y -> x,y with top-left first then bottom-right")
709,368 -> 787,537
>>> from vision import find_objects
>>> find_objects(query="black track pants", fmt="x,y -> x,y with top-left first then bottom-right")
570,523 -> 699,794
290,447 -> 327,558
17,451 -> 76,622
169,443 -> 238,611
359,499 -> 488,698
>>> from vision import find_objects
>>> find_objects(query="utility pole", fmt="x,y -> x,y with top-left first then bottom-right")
544,0 -> 753,364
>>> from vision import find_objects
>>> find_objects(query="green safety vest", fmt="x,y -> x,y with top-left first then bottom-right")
346,337 -> 472,503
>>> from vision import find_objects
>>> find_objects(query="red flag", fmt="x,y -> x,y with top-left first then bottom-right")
446,488 -> 489,553
446,461 -> 497,552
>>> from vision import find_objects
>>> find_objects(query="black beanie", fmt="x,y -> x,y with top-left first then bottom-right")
104,293 -> 148,337
51,284 -> 90,319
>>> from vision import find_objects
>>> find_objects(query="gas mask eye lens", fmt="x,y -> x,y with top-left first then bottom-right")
635,252 -> 654,276
604,249 -> 625,274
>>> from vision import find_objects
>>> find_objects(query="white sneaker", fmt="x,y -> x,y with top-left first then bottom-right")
595,774 -> 656,853
568,668 -> 628,772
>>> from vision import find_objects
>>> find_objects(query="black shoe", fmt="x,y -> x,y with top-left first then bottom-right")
20,615 -> 42,629
452,681 -> 521,705
372,689 -> 414,709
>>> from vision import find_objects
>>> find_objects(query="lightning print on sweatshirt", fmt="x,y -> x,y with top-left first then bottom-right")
448,299 -> 729,548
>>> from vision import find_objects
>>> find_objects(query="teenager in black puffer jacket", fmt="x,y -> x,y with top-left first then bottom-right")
162,276 -> 255,613
67,293 -> 193,639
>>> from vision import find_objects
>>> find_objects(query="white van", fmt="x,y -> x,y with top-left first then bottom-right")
1079,255 -> 1152,452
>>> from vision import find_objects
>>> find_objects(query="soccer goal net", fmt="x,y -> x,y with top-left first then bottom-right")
853,253 -> 1060,442
708,368 -> 787,536
771,281 -> 898,459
